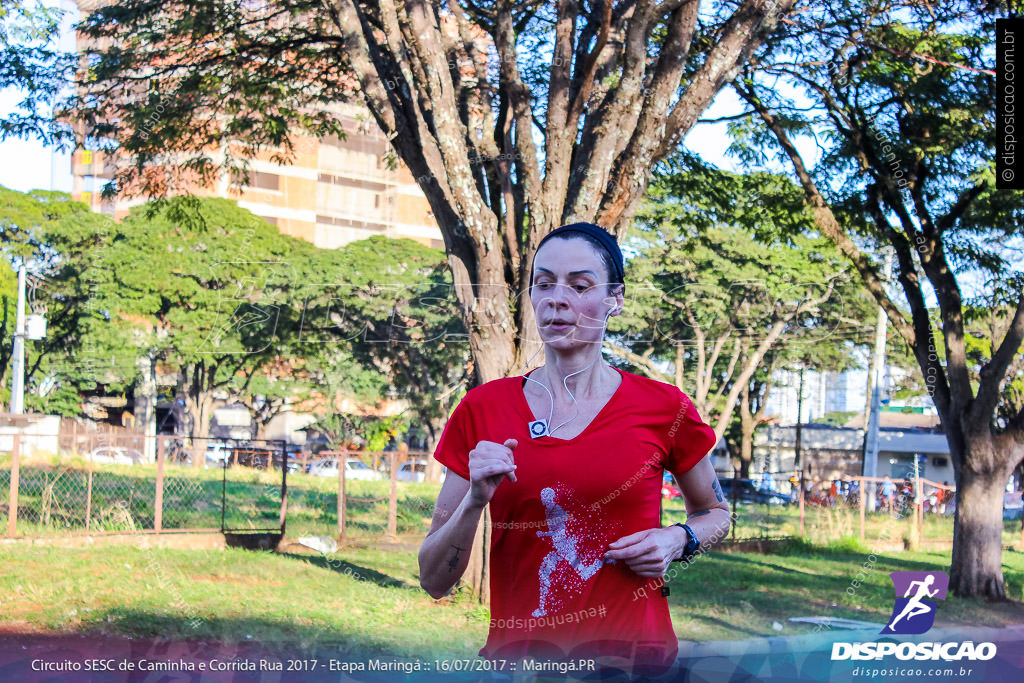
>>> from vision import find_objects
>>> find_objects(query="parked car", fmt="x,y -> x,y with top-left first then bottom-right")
88,446 -> 144,466
661,472 -> 683,500
661,482 -> 683,500
1004,491 -> 1023,521
205,441 -> 232,469
718,478 -> 793,505
396,459 -> 446,483
307,457 -> 382,481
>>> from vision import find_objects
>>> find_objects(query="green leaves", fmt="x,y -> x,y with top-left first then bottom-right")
615,161 -> 874,438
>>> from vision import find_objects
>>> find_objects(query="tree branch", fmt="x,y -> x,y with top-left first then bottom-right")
973,292 -> 1024,428
733,79 -> 916,345
604,340 -> 673,384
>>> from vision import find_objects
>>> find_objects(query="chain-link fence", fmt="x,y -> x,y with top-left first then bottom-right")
731,472 -> 960,549
8,427 -> 971,550
286,450 -> 442,541
0,433 -> 289,537
0,463 -> 10,533
0,432 -> 439,543
661,469 -> 962,548
659,469 -> 801,542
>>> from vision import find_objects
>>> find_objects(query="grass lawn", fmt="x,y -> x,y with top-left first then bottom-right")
1,537 -> 1021,658
667,538 -> 1024,641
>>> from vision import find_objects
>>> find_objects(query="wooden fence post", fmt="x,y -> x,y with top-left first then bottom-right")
388,452 -> 398,538
337,450 -> 347,541
278,442 -> 289,538
799,468 -> 806,537
915,475 -> 924,546
859,476 -> 866,540
7,434 -> 20,537
85,463 -> 93,531
155,435 -> 165,532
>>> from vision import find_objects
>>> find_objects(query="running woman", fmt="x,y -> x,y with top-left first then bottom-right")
418,223 -> 731,671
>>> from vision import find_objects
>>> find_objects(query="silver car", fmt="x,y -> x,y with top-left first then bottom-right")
307,457 -> 382,481
88,446 -> 145,466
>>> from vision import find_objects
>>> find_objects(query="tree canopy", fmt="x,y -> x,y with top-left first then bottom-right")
731,0 -> 1023,598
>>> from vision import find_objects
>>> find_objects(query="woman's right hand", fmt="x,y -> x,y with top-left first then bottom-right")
467,438 -> 518,507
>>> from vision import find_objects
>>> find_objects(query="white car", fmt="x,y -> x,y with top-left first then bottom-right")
88,446 -> 145,466
205,442 -> 232,469
396,459 -> 445,483
307,457 -> 381,481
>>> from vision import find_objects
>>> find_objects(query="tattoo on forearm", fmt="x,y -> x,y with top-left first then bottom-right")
712,480 -> 724,503
688,509 -> 711,518
447,544 -> 466,572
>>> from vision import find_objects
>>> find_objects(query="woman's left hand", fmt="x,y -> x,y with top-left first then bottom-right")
603,527 -> 684,578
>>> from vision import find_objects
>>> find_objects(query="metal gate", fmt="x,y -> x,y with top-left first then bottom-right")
182,436 -> 289,548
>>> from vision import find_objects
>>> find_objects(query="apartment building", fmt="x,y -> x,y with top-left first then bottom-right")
71,102 -> 444,250
71,3 -> 443,250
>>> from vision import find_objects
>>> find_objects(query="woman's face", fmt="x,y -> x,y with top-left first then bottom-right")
530,237 -> 622,349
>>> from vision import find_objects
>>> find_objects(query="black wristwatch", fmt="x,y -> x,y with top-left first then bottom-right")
672,522 -> 700,563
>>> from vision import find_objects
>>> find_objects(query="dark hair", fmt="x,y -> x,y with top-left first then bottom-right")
531,227 -> 625,294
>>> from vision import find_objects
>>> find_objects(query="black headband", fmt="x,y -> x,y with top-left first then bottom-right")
535,222 -> 625,284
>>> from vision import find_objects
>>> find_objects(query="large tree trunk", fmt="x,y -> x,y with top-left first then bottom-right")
735,81 -> 1024,599
739,383 -> 755,479
327,0 -> 795,605
950,440 -> 1008,600
136,352 -> 157,463
185,364 -> 216,469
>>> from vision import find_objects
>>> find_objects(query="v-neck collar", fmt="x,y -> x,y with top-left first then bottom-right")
517,366 -> 627,443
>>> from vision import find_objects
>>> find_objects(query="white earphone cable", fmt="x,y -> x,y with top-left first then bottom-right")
521,308 -> 614,437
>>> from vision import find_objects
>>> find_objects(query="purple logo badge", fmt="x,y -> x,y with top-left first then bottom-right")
882,571 -> 948,635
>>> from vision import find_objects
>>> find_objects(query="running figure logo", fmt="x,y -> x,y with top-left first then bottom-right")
533,487 -> 613,617
882,571 -> 949,635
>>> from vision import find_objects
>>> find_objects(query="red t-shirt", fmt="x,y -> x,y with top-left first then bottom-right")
432,367 -> 717,667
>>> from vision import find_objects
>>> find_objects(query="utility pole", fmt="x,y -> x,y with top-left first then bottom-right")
794,366 -> 804,468
862,249 -> 893,511
10,264 -> 27,414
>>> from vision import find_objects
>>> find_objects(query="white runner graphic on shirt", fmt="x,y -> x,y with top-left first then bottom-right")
533,486 -> 614,617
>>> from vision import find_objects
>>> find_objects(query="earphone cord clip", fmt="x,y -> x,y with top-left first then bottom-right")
520,309 -> 613,437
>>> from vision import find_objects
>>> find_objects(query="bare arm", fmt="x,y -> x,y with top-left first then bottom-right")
605,456 -> 731,576
417,473 -> 485,599
417,438 -> 518,598
668,456 -> 732,558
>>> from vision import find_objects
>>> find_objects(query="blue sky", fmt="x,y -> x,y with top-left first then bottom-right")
0,0 -> 76,193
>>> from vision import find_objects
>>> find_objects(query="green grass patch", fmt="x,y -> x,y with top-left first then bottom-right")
0,538 -> 1022,654
0,543 -> 486,658
665,541 -> 1024,641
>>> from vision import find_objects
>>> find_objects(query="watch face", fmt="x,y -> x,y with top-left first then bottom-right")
680,523 -> 699,554
686,533 -> 700,553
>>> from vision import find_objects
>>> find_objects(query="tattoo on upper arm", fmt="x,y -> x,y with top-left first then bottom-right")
712,479 -> 724,503
447,544 -> 466,572
688,509 -> 711,518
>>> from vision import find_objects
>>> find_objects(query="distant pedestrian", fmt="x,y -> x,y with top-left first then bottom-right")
880,476 -> 896,513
